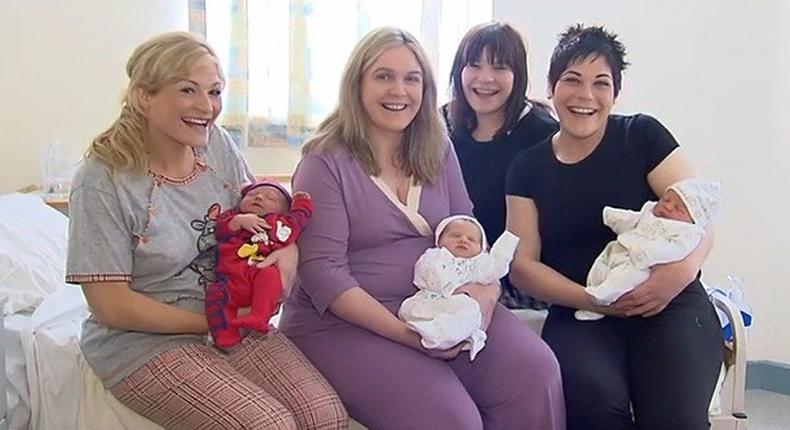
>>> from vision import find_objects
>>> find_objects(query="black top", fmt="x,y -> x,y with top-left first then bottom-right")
506,114 -> 679,286
450,105 -> 558,244
448,104 -> 558,309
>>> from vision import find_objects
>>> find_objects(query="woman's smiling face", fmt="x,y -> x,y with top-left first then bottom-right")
551,55 -> 615,143
360,44 -> 424,142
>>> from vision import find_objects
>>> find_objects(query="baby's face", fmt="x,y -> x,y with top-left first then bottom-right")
239,186 -> 288,216
652,189 -> 694,224
438,220 -> 483,258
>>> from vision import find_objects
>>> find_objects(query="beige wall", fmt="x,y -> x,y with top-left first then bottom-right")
494,0 -> 790,363
0,0 -> 188,193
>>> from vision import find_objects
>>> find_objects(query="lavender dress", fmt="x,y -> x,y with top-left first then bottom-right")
279,143 -> 565,430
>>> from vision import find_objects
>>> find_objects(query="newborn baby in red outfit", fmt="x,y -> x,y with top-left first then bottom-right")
206,179 -> 312,348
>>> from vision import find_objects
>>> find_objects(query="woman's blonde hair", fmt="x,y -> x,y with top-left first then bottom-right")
87,31 -> 223,172
302,27 -> 446,184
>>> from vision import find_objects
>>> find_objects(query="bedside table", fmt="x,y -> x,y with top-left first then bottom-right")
18,185 -> 69,215
42,196 -> 68,214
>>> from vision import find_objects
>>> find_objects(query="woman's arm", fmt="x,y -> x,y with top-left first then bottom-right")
82,282 -> 207,334
615,148 -> 714,317
67,174 -> 209,333
329,288 -> 420,347
506,195 -> 621,314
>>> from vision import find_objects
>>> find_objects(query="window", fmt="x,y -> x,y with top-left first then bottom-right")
189,0 -> 492,173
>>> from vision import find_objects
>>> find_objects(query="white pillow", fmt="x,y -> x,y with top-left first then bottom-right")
0,193 -> 69,315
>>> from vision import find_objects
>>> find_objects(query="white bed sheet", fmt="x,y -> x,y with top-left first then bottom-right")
4,285 -> 86,430
3,313 -> 32,430
6,284 -> 163,430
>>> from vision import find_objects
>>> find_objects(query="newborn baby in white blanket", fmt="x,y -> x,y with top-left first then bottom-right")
577,178 -> 722,320
398,215 -> 519,360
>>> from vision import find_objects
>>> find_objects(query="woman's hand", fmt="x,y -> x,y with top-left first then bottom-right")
400,323 -> 465,360
614,260 -> 695,317
422,343 -> 465,360
582,293 -> 628,318
455,281 -> 500,330
257,243 -> 299,296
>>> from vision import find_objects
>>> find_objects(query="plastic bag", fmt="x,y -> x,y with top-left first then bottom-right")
41,140 -> 77,199
707,275 -> 753,342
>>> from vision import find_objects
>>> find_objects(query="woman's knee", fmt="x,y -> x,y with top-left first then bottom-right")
502,343 -> 563,408
429,402 -> 484,430
362,400 -> 483,430
526,338 -> 562,382
561,372 -> 633,430
351,379 -> 482,430
218,391 -> 299,430
292,389 -> 348,430
492,336 -> 565,428
636,412 -> 710,430
492,323 -> 563,389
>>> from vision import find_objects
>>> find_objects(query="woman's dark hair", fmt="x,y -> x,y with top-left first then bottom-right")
548,24 -> 629,97
448,22 -> 529,139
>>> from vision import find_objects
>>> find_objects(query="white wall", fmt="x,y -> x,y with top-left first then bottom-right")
0,0 -> 189,193
495,0 -> 790,363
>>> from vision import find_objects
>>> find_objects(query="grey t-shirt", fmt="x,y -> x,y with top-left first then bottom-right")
66,126 -> 254,387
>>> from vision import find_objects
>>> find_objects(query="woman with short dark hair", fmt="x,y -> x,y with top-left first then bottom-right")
506,24 -> 722,430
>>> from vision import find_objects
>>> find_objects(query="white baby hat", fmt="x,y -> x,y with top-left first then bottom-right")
434,215 -> 488,252
666,179 -> 722,228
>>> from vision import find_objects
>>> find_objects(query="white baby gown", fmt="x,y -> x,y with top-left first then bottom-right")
399,231 -> 519,360
576,202 -> 705,321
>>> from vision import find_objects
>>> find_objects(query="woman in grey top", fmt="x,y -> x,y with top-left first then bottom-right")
65,32 -> 346,430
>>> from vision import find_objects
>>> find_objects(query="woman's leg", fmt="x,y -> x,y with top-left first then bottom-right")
542,308 -> 635,430
448,304 -> 566,430
629,282 -> 723,430
289,324 -> 483,430
109,343 -> 297,430
227,331 -> 348,430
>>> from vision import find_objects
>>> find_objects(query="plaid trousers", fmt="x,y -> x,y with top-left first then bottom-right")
109,331 -> 348,430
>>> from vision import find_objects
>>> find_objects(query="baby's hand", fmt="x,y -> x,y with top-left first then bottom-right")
234,213 -> 271,234
292,191 -> 311,199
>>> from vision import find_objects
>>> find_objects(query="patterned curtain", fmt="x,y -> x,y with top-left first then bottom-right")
189,0 -> 492,150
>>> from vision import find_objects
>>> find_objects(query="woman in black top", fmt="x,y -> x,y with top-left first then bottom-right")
446,22 -> 558,309
506,25 -> 722,430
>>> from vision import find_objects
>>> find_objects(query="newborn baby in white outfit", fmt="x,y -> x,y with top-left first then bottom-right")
398,215 -> 519,360
576,178 -> 722,321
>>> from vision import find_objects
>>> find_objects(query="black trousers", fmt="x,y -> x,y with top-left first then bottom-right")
542,280 -> 723,430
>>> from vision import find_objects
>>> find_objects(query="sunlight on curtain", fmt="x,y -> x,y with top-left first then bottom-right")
190,0 -> 492,173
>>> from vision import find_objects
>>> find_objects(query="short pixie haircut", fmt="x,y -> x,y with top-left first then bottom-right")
548,24 -> 629,98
